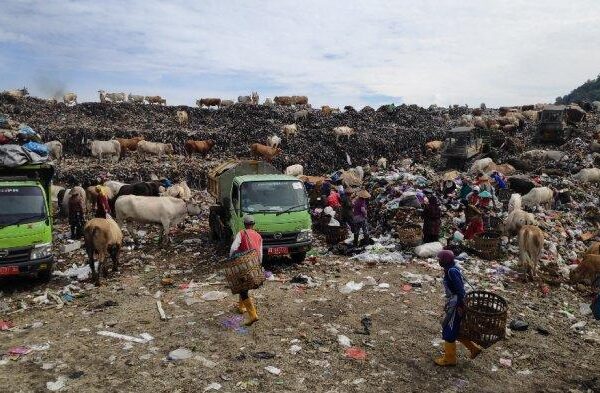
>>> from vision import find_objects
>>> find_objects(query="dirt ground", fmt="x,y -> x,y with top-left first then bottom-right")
1,220 -> 599,393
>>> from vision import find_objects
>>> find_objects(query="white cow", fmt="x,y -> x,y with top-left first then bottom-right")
103,180 -> 127,196
115,195 -> 202,244
128,93 -> 145,103
45,141 -> 63,162
521,187 -> 554,209
98,90 -> 127,103
470,157 -> 495,174
160,181 -> 192,201
281,124 -> 298,137
377,157 -> 387,170
267,135 -> 282,148
89,140 -> 121,161
137,141 -> 174,155
284,164 -> 304,177
333,126 -> 355,141
62,93 -> 77,106
573,168 -> 600,184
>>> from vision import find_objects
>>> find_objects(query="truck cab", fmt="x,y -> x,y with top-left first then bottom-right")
537,105 -> 572,143
208,160 -> 312,263
0,164 -> 54,280
442,127 -> 485,169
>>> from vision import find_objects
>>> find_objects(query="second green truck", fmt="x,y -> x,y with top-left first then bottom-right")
208,160 -> 312,263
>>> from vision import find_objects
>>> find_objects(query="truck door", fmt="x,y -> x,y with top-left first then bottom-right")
230,183 -> 240,231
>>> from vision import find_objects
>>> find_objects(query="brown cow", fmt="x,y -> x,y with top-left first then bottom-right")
570,248 -> 600,286
292,95 -> 308,105
250,143 -> 282,162
185,139 -> 215,155
116,136 -> 144,152
274,96 -> 293,106
518,225 -> 544,281
425,140 -> 443,153
322,105 -> 333,115
197,98 -> 221,108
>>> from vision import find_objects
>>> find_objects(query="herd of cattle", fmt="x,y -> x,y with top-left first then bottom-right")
1,87 -> 318,110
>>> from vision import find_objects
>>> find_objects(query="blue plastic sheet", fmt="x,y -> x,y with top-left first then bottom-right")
22,141 -> 48,156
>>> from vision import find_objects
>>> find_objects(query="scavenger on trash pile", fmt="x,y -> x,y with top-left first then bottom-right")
228,214 -> 263,326
434,250 -> 482,366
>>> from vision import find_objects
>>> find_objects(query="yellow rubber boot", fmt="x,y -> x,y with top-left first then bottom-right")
434,341 -> 457,366
459,339 -> 482,359
238,298 -> 247,314
243,298 -> 258,326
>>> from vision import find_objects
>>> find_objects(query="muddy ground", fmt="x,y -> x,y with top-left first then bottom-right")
1,219 -> 599,393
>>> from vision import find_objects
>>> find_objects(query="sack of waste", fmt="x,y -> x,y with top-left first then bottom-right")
23,141 -> 49,156
414,241 -> 443,258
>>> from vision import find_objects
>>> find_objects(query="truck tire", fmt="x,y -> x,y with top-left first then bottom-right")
209,206 -> 223,242
38,268 -> 52,283
290,251 -> 307,264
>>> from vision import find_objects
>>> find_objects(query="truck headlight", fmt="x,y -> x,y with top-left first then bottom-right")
30,243 -> 52,260
297,229 -> 313,242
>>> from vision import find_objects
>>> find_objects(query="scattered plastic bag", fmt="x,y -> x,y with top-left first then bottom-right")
345,347 -> 367,360
339,281 -> 364,294
414,242 -> 443,258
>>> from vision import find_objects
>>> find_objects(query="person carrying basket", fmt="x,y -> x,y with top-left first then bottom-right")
229,215 -> 263,326
434,250 -> 482,366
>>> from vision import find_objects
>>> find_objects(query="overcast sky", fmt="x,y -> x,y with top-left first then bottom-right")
1,0 -> 599,108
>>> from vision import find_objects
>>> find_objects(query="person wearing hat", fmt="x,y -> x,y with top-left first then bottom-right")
68,191 -> 86,239
434,250 -> 482,366
95,185 -> 111,219
229,214 -> 262,326
464,208 -> 484,240
421,190 -> 442,243
478,190 -> 493,209
467,186 -> 480,207
352,190 -> 371,246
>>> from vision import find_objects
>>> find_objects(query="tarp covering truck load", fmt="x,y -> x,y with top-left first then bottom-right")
208,160 -> 312,263
0,163 -> 54,281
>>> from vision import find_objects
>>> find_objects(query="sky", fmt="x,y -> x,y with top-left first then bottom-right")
1,0 -> 599,108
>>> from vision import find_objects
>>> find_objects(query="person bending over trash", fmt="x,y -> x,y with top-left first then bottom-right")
68,191 -> 86,239
434,250 -> 482,366
229,214 -> 262,326
351,190 -> 371,246
95,185 -> 111,219
421,190 -> 442,243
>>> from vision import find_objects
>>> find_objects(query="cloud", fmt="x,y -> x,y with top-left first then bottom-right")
0,0 -> 599,107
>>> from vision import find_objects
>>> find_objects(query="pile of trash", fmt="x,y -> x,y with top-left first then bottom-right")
0,113 -> 49,167
0,96 -> 455,175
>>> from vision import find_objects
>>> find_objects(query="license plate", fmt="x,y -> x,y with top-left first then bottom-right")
268,247 -> 289,255
0,266 -> 19,276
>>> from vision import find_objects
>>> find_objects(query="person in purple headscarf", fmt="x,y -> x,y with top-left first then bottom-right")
434,250 -> 482,366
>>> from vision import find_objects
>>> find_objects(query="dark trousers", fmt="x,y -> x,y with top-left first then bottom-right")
240,290 -> 249,300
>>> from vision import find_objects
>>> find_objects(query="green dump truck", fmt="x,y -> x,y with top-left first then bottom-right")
0,164 -> 54,281
208,160 -> 312,263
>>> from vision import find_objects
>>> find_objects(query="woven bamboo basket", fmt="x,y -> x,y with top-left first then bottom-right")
473,230 -> 502,260
396,224 -> 422,247
324,225 -> 348,245
222,249 -> 265,294
460,291 -> 508,348
394,207 -> 418,224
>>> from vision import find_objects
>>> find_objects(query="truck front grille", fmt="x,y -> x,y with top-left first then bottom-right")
262,233 -> 298,246
0,247 -> 32,265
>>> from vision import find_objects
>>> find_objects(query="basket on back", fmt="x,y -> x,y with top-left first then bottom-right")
222,249 -> 265,294
460,290 -> 507,348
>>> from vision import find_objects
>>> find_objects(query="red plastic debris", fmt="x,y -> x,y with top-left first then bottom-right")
345,347 -> 367,360
0,320 -> 14,331
402,284 -> 412,292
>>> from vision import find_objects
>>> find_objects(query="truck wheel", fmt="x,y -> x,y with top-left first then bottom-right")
38,268 -> 52,283
209,206 -> 222,242
290,252 -> 307,264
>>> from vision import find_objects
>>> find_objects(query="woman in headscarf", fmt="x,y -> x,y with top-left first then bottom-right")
464,209 -> 484,240
421,191 -> 442,243
434,250 -> 482,366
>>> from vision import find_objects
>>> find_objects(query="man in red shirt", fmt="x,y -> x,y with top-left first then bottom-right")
229,215 -> 263,326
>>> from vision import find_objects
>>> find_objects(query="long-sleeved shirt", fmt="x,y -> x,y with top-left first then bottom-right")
229,229 -> 263,262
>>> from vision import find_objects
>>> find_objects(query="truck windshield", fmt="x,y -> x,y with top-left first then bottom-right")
241,181 -> 308,213
0,186 -> 47,226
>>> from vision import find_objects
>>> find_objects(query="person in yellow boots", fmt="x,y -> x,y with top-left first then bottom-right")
434,250 -> 482,366
229,215 -> 263,326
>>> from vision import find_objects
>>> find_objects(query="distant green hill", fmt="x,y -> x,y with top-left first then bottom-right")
556,75 -> 600,104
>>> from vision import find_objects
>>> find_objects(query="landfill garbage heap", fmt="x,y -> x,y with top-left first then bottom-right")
0,96 -> 471,184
